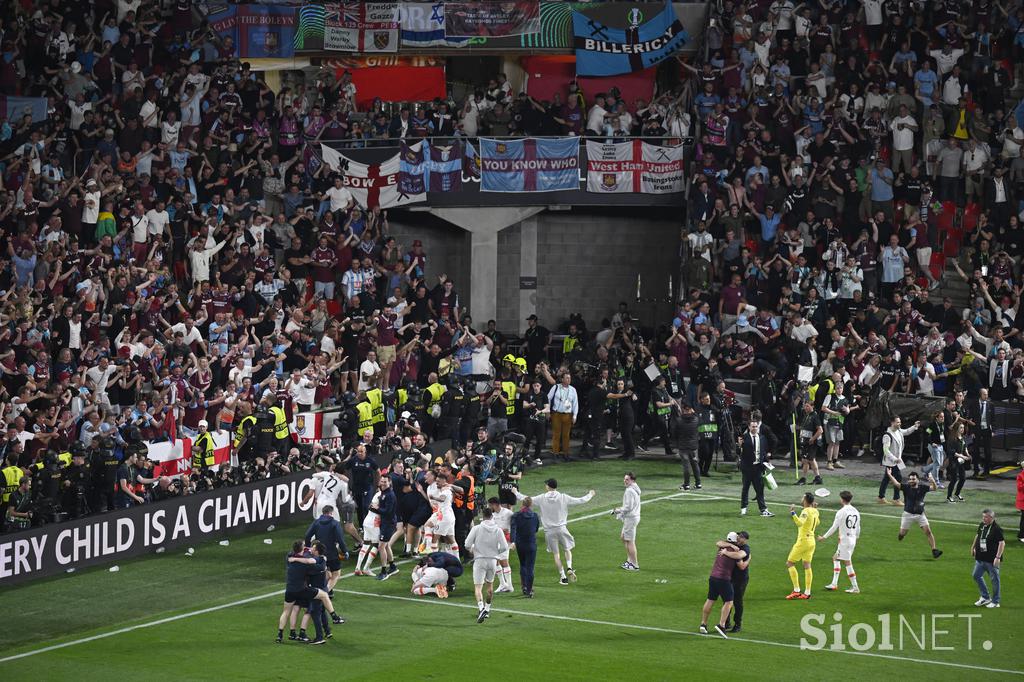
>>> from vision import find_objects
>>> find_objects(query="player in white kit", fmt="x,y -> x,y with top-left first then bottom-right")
354,488 -> 383,575
410,561 -> 449,598
304,464 -> 363,546
465,507 -> 510,622
422,473 -> 458,554
514,478 -> 596,586
488,497 -> 515,592
818,490 -> 861,593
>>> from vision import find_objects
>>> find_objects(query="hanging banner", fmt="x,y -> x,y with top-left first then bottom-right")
479,137 -> 580,192
445,1 -> 541,38
572,2 -> 688,77
585,140 -> 686,193
145,432 -> 232,478
400,2 -> 470,47
321,144 -> 426,209
208,4 -> 296,58
400,139 -> 472,193
324,1 -> 400,52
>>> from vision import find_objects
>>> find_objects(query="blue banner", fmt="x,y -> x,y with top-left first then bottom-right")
480,138 -> 580,192
572,2 -> 688,77
209,5 -> 296,58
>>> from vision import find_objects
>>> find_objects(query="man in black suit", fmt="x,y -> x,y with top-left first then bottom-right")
738,409 -> 775,517
970,388 -> 993,477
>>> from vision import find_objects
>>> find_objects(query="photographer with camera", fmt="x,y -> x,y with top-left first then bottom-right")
114,450 -> 145,509
519,379 -> 549,465
495,437 -> 525,507
4,475 -> 32,533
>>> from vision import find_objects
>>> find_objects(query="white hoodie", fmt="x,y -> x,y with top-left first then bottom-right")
465,519 -> 509,560
514,489 -> 594,530
617,483 -> 641,520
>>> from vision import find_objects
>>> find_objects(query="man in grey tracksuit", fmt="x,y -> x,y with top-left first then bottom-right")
465,507 -> 510,623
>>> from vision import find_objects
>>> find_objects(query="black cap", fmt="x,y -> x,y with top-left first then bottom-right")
526,314 -> 538,321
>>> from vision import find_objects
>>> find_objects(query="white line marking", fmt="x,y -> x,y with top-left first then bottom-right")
1,491 -> 691,663
681,490 -> 983,527
335,588 -> 1024,677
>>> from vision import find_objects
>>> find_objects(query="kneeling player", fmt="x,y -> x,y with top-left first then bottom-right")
411,558 -> 450,598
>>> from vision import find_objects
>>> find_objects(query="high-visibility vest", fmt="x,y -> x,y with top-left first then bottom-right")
356,402 -> 374,437
562,336 -> 579,355
367,388 -> 385,425
192,432 -> 216,469
234,415 -> 257,447
454,472 -> 475,510
397,388 -> 408,409
425,382 -> 447,408
33,453 -> 72,469
501,381 -> 517,416
2,465 -> 23,503
270,406 -> 289,439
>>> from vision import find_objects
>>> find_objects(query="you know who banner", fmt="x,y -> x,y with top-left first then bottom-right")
572,2 -> 688,77
480,138 -> 580,192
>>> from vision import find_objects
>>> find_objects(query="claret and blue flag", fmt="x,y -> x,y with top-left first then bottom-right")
480,138 -> 580,192
572,2 -> 688,77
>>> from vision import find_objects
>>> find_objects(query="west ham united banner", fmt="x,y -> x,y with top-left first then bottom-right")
480,138 -> 580,192
445,1 -> 541,38
572,2 -> 688,77
209,4 -> 297,58
586,140 -> 685,193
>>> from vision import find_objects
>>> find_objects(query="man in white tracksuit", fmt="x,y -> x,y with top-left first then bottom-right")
514,478 -> 596,586
879,415 -> 920,505
613,472 -> 642,571
465,507 -> 510,623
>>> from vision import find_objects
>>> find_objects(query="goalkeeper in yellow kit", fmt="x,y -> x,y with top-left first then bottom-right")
785,492 -> 820,599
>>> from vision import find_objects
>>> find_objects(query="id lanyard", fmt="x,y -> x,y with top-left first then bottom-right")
979,523 -> 991,553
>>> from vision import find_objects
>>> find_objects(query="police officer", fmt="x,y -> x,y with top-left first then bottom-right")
63,445 -> 92,519
441,378 -> 466,450
234,404 -> 258,462
1,452 -> 26,518
696,392 -> 720,476
510,496 -> 540,597
674,401 -> 701,490
32,451 -> 65,524
422,373 -> 447,441
642,376 -> 675,455
91,437 -> 120,513
268,401 -> 290,456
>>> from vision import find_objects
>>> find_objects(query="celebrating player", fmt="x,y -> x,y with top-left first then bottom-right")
613,471 -> 641,571
410,558 -> 449,598
488,497 -> 516,593
514,479 -> 595,586
465,507 -> 510,623
785,492 -> 820,599
819,491 -> 861,593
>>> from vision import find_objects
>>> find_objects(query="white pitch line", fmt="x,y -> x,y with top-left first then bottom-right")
335,588 -> 1024,677
0,491 -> 700,663
681,490 -> 984,527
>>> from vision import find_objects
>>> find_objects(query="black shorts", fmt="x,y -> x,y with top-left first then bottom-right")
408,507 -> 432,528
284,586 -> 318,607
380,524 -> 397,541
707,577 -> 734,602
498,486 -> 517,506
341,355 -> 359,372
326,557 -> 342,572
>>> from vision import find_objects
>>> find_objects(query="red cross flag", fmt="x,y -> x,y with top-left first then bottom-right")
321,143 -> 426,209
585,140 -> 685,194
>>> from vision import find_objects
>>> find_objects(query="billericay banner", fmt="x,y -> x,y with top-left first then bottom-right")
0,472 -> 316,585
572,1 -> 688,76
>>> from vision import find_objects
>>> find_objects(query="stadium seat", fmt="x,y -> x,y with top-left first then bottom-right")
929,252 -> 946,280
962,203 -> 980,232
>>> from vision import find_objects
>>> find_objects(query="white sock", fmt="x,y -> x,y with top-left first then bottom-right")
846,563 -> 859,589
484,602 -> 491,612
416,585 -> 436,595
503,566 -> 513,588
405,543 -> 412,554
477,600 -> 485,610
830,560 -> 841,587
356,545 -> 369,570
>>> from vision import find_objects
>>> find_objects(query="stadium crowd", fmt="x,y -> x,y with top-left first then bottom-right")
0,0 -> 1022,541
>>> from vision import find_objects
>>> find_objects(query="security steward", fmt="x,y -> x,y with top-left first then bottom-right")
267,399 -> 290,456
2,453 -> 26,518
192,419 -> 217,472
423,373 -> 448,441
355,394 -> 375,440
500,372 -> 518,432
696,392 -> 720,476
452,462 -> 476,562
643,375 -> 676,455
366,386 -> 385,438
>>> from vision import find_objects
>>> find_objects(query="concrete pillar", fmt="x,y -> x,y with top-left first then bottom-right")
470,229 -> 499,324
518,215 -> 538,334
429,206 -> 545,327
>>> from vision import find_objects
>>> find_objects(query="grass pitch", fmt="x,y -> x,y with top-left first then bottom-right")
1,460 -> 1021,681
